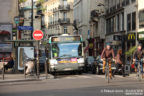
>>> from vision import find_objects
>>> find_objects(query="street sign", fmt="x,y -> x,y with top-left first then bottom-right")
14,16 -> 20,24
33,30 -> 44,40
18,26 -> 33,30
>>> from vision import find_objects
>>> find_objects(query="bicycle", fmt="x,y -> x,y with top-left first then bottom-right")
104,58 -> 114,83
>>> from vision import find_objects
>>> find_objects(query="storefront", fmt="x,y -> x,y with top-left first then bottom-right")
138,31 -> 144,46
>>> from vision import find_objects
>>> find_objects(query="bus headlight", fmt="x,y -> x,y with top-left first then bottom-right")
50,59 -> 58,65
78,58 -> 84,64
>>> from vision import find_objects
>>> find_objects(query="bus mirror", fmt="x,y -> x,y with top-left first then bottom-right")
83,41 -> 86,47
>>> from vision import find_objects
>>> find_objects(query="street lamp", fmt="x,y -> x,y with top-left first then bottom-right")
14,16 -> 20,40
31,0 -> 34,40
136,0 -> 139,46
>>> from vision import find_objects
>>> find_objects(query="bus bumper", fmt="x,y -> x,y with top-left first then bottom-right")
49,63 -> 85,72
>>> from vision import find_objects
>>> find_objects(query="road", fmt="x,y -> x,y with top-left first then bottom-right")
0,74 -> 144,96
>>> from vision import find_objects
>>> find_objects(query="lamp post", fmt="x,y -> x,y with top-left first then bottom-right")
136,0 -> 139,46
31,0 -> 34,40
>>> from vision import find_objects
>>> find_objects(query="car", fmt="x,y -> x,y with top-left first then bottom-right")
39,55 -> 46,72
85,56 -> 96,74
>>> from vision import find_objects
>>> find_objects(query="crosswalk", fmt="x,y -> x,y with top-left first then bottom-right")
44,73 -> 140,80
61,74 -> 127,80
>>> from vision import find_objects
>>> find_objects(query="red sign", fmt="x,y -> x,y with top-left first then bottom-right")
33,30 -> 43,40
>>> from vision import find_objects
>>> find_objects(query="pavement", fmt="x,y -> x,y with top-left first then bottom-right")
0,73 -> 144,96
0,73 -> 138,83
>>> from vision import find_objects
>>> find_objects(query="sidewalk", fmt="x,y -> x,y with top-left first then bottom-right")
0,73 -> 50,83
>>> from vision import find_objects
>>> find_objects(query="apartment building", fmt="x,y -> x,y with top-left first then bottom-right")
104,0 -> 137,53
20,0 -> 41,40
74,0 -> 105,56
43,0 -> 74,39
138,0 -> 144,42
73,0 -> 90,41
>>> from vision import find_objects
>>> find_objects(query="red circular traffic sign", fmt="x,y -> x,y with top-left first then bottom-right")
33,30 -> 44,40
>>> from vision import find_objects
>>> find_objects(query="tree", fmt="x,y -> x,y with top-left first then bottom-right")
125,46 -> 137,56
36,0 -> 46,13
19,0 -> 27,4
37,0 -> 45,4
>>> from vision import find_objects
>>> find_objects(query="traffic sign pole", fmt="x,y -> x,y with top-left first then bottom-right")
36,40 -> 40,79
33,30 -> 44,79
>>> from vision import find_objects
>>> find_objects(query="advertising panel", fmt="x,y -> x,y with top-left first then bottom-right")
18,47 -> 34,70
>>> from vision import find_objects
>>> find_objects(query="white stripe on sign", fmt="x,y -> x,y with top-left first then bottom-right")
34,34 -> 42,36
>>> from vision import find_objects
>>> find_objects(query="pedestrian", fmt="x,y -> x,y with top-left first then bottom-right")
114,49 -> 125,76
4,54 -> 14,71
25,60 -> 34,75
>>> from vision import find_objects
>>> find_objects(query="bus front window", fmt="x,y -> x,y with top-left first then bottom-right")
52,43 -> 82,58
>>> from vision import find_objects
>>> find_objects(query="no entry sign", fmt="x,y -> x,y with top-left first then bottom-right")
33,30 -> 43,40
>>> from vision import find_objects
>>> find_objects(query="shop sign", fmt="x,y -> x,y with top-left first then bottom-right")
138,31 -> 144,40
127,33 -> 136,41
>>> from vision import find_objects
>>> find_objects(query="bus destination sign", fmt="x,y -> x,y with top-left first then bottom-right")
51,36 -> 81,42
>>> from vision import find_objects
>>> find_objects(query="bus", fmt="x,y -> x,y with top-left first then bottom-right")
46,34 -> 85,73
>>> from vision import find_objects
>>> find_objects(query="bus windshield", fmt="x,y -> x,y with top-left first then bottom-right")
52,43 -> 82,58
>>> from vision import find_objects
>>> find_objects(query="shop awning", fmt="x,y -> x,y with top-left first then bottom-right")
5,40 -> 35,43
0,30 -> 10,35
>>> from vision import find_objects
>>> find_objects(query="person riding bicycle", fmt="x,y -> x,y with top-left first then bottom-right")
101,43 -> 115,78
133,43 -> 144,78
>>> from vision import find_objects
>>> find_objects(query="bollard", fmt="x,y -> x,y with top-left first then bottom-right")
24,63 -> 26,79
2,58 -> 5,80
45,58 -> 48,79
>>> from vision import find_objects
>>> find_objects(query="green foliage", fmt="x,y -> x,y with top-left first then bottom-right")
36,0 -> 46,13
37,0 -> 45,4
19,0 -> 27,4
125,46 -> 137,56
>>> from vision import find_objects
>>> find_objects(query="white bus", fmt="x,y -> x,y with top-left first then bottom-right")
46,34 -> 85,73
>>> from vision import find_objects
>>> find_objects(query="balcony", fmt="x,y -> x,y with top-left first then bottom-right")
58,18 -> 70,24
58,5 -> 70,11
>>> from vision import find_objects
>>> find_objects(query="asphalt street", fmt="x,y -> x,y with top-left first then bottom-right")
0,74 -> 144,96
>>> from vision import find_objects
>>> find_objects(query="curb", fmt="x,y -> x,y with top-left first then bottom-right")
0,78 -> 41,83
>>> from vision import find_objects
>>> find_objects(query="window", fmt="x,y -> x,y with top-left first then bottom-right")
63,12 -> 67,20
63,0 -> 67,7
122,12 -> 124,31
127,13 -> 131,31
125,0 -> 130,5
132,12 -> 136,30
131,0 -> 136,3
139,10 -> 144,28
106,19 -> 109,34
111,17 -> 114,32
122,0 -> 125,6
117,14 -> 120,32
64,26 -> 67,33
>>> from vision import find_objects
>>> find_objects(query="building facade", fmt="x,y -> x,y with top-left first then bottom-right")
104,0 -> 137,53
74,0 -> 105,56
20,0 -> 41,40
43,0 -> 74,40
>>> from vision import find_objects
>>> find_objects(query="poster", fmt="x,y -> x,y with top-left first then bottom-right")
18,47 -> 34,70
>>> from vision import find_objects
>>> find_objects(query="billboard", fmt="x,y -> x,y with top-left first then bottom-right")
0,43 -> 12,52
18,47 -> 34,70
0,24 -> 12,42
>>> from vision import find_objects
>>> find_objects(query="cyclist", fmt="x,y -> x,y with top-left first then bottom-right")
101,43 -> 115,79
133,43 -> 144,78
